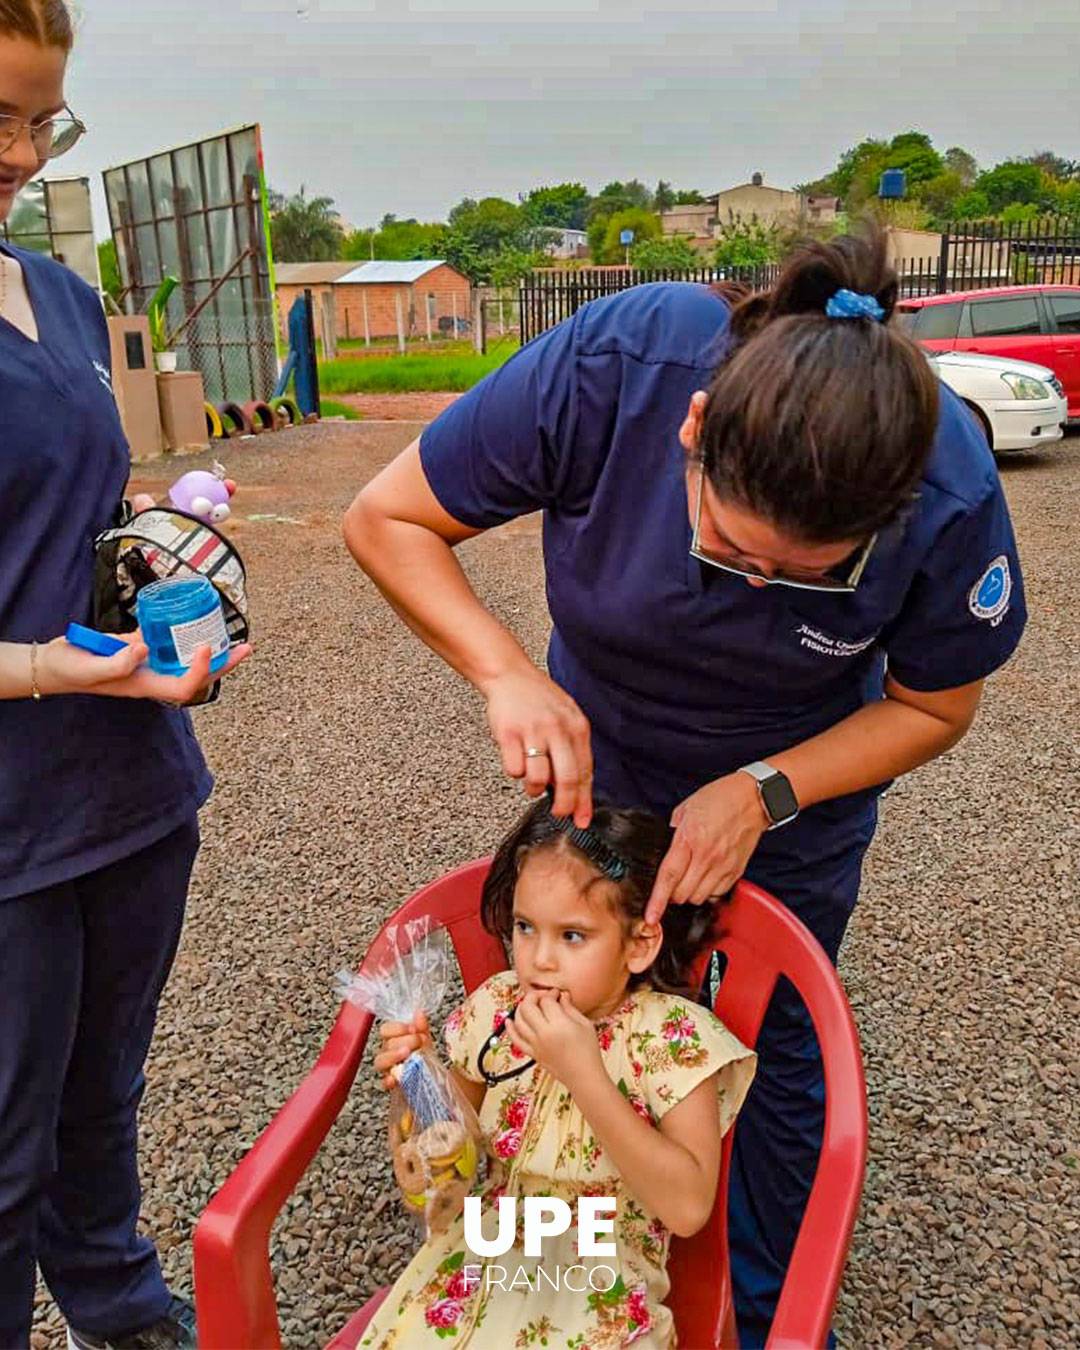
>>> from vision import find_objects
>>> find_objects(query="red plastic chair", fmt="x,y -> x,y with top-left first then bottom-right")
193,860 -> 866,1349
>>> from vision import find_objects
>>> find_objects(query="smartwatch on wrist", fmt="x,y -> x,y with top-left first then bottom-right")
737,761 -> 799,829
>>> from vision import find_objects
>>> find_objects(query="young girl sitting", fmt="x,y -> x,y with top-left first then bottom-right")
362,796 -> 756,1349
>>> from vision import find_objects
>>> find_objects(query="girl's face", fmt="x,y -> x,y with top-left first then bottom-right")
0,34 -> 67,225
510,848 -> 660,1020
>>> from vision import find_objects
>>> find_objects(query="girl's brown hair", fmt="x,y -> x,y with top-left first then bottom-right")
702,223 -> 940,544
480,796 -> 721,996
0,0 -> 73,49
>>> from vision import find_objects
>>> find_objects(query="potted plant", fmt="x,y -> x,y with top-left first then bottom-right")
147,275 -> 180,373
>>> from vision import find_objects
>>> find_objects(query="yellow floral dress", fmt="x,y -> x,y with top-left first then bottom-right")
357,973 -> 756,1350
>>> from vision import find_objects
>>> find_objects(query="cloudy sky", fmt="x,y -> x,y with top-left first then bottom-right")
59,0 -> 1079,239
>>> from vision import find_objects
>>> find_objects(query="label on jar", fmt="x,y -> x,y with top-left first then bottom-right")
169,604 -> 229,667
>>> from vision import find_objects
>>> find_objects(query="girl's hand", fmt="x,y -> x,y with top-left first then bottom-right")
645,774 -> 770,925
37,630 -> 252,705
373,1011 -> 433,1090
506,991 -> 602,1089
482,668 -> 594,827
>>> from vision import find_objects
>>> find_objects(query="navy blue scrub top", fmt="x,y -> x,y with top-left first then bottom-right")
0,244 -> 211,901
420,283 -> 1026,813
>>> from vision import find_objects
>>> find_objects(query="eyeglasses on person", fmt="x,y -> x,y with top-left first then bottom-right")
689,459 -> 877,594
0,106 -> 86,160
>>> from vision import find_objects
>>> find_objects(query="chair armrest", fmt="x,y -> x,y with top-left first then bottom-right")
193,1002 -> 374,1350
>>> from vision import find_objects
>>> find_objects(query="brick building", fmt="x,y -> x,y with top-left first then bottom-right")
275,260 -> 472,343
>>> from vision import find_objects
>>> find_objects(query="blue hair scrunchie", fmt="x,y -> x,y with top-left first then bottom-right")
825,288 -> 885,322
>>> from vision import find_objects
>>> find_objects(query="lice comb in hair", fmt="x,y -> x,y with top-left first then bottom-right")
543,789 -> 628,883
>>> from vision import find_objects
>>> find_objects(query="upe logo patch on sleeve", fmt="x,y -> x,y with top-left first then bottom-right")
968,556 -> 1012,626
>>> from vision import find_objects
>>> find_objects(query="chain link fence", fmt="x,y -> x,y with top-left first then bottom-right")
175,296 -> 279,406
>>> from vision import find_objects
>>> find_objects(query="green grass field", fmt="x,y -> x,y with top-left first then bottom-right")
318,341 -> 518,395
319,399 -> 362,420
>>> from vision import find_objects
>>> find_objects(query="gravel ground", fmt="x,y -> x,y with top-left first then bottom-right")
32,425 -> 1079,1349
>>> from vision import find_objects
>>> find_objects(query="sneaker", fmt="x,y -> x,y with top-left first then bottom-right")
66,1295 -> 196,1350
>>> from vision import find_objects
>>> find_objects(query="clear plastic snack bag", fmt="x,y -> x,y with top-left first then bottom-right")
335,918 -> 483,1237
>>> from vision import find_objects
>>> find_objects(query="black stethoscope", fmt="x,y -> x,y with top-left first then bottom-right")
476,1006 -> 536,1087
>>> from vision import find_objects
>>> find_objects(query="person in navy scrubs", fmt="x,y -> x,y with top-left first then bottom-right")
0,6 -> 249,1348
344,226 -> 1025,1346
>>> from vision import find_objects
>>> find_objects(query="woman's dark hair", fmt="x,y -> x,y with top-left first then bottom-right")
0,0 -> 73,50
481,797 -> 721,996
702,222 -> 939,544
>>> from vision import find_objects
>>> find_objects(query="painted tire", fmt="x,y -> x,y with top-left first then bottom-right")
216,402 -> 252,437
243,400 -> 278,433
270,396 -> 302,427
204,402 -> 225,440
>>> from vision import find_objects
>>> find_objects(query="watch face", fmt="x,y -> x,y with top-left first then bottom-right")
761,773 -> 799,824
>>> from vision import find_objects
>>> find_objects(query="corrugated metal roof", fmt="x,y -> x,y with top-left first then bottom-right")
275,262 -> 357,286
337,260 -> 447,285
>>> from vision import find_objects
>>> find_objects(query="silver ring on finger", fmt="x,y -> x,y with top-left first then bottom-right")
524,746 -> 548,759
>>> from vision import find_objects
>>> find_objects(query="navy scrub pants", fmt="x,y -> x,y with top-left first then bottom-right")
0,817 -> 199,1350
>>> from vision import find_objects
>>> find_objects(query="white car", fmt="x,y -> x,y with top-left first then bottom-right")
928,350 -> 1067,453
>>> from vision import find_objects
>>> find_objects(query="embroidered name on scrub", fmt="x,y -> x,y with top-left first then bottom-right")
796,624 -> 878,658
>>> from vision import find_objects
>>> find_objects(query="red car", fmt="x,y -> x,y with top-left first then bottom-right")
897,285 -> 1080,421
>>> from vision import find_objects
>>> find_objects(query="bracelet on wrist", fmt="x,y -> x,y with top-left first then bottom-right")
29,641 -> 42,701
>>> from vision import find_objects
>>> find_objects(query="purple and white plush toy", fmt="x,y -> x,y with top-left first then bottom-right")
168,462 -> 237,524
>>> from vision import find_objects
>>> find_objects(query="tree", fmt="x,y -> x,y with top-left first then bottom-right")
595,208 -> 661,264
832,138 -> 889,200
443,196 -> 531,283
951,189 -> 992,221
630,235 -> 702,271
794,175 -> 838,196
586,213 -> 609,262
1024,151 -> 1080,182
876,199 -> 933,231
884,131 -> 944,188
842,132 -> 943,211
674,189 -> 707,205
489,247 -> 550,288
999,202 -> 1043,226
342,219 -> 447,262
973,161 -> 1043,213
622,180 -> 653,210
1050,180 -> 1080,217
813,131 -> 947,212
944,147 -> 979,187
588,179 -> 654,224
653,180 -> 677,214
520,183 -> 590,230
919,171 -> 966,223
268,186 -> 343,262
713,216 -> 781,270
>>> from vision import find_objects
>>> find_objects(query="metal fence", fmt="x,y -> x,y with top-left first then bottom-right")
519,217 -> 1080,342
519,265 -> 780,343
177,296 -> 279,407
